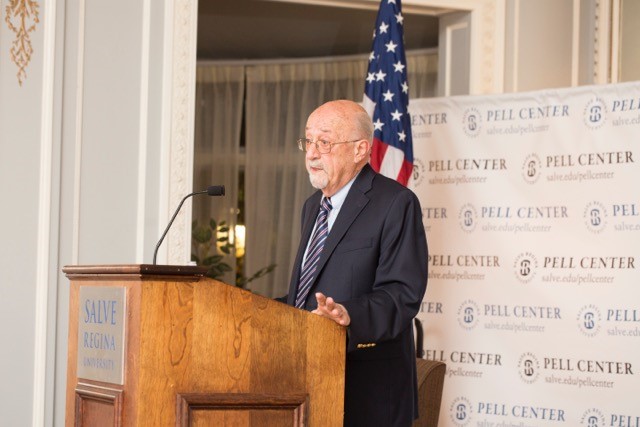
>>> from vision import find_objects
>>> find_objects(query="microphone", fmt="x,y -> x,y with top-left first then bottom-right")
153,185 -> 225,265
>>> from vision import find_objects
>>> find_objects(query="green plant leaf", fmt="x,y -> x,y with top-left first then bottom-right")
218,263 -> 233,272
203,255 -> 223,265
243,264 -> 277,285
194,217 -> 276,288
207,265 -> 221,278
193,226 -> 212,244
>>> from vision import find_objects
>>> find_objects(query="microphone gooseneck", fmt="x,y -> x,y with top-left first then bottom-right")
152,185 -> 225,265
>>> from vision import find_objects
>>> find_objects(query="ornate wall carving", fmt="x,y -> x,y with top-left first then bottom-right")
477,0 -> 501,94
168,0 -> 198,264
4,0 -> 40,85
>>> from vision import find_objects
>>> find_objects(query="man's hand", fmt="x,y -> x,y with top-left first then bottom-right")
312,292 -> 351,326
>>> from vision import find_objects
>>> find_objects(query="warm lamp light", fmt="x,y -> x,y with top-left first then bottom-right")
235,224 -> 246,258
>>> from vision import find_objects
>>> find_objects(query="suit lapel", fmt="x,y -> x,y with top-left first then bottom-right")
300,193 -> 322,251
310,165 -> 375,289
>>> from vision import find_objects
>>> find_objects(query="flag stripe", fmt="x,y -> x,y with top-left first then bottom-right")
370,137 -> 389,171
379,143 -> 405,183
397,158 -> 413,186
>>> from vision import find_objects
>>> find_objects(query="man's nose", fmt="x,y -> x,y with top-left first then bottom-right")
306,142 -> 321,159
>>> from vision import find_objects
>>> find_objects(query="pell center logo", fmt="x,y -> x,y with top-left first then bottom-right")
458,203 -> 478,233
513,252 -> 538,283
462,107 -> 482,138
577,304 -> 602,337
411,157 -> 426,187
580,408 -> 605,427
457,300 -> 480,330
583,97 -> 607,130
449,396 -> 473,426
521,153 -> 542,184
518,352 -> 541,384
584,201 -> 608,233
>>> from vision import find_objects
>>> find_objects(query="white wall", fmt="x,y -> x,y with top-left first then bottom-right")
0,0 -> 45,419
76,2 -> 145,263
504,0 -> 574,92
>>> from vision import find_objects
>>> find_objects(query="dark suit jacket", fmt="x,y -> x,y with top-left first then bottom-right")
286,164 -> 428,427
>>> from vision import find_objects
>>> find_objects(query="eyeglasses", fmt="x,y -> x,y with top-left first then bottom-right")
297,138 -> 360,154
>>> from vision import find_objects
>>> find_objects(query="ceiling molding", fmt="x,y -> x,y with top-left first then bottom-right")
260,0 -> 463,16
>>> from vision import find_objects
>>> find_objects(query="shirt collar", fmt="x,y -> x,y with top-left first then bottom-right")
324,172 -> 358,211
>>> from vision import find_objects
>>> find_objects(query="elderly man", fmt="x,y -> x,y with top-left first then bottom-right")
284,99 -> 428,426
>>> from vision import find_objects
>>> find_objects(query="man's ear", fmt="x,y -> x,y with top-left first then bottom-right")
353,139 -> 370,162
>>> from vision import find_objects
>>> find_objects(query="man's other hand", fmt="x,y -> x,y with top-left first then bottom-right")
312,292 -> 351,326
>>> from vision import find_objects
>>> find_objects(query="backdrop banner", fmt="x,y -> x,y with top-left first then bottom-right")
410,81 -> 640,427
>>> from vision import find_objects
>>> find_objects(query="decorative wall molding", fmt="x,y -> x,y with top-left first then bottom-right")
571,0 -> 581,86
5,0 -> 40,85
167,0 -> 198,265
594,0 -> 605,83
33,0 -> 56,423
608,0 -> 620,83
72,0 -> 87,264
438,13 -> 471,96
264,0 -> 457,16
506,0 -> 521,92
593,0 -> 613,84
472,0 -> 505,94
437,0 -> 505,95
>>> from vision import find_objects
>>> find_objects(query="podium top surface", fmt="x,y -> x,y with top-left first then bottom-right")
63,264 -> 210,280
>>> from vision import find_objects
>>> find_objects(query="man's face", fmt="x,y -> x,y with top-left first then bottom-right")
304,108 -> 358,197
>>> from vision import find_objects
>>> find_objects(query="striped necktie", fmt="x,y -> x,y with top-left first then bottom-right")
295,197 -> 332,309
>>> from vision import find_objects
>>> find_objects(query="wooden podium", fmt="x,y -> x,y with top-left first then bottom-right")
63,265 -> 346,426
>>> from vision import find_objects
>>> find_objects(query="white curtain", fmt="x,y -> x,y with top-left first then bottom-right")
407,51 -> 438,99
192,65 -> 245,284
244,51 -> 438,298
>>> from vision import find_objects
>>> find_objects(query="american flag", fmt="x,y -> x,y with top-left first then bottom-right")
363,0 -> 413,186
